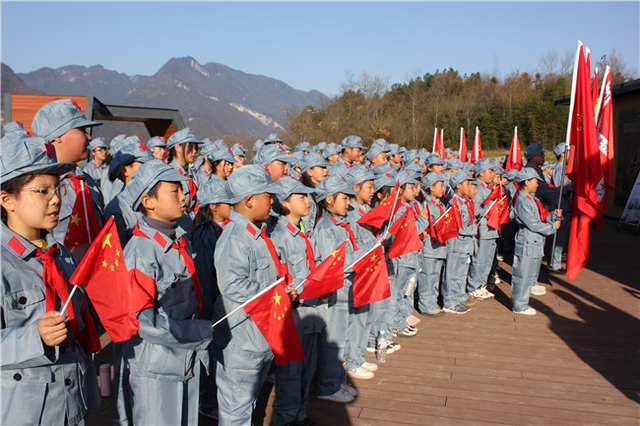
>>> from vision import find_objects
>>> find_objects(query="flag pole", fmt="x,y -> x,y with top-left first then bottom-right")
212,276 -> 285,329
59,285 -> 80,316
381,181 -> 402,240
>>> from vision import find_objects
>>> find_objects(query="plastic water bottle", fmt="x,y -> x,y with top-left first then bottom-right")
376,331 -> 387,363
99,363 -> 112,397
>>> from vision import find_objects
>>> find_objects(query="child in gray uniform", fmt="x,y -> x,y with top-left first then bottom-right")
511,168 -> 562,315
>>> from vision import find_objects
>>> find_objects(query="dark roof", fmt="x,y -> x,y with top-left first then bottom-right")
554,78 -> 640,105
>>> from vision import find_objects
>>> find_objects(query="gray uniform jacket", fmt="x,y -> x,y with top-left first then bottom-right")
211,210 -> 279,359
169,159 -> 197,211
552,162 -> 572,188
300,193 -> 317,235
514,193 -> 559,258
1,224 -> 99,425
82,159 -> 108,187
446,194 -> 478,254
122,218 -> 212,381
55,168 -> 105,244
345,199 -> 378,253
472,182 -> 500,240
422,197 -> 447,259
103,189 -> 140,247
269,216 -> 328,334
524,163 -> 570,209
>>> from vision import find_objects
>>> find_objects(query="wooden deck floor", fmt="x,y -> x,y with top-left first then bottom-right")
89,218 -> 640,425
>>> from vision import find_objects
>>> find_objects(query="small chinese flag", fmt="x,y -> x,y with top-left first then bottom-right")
64,175 -> 102,247
70,217 -> 155,343
481,184 -> 503,207
485,196 -> 510,232
357,181 -> 401,229
387,209 -> 423,259
244,281 -> 305,366
433,206 -> 461,243
299,241 -> 347,300
352,245 -> 391,307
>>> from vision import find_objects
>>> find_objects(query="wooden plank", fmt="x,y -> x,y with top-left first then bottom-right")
10,94 -> 88,135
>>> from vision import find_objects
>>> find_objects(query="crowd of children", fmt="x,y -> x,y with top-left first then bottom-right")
1,99 -> 569,425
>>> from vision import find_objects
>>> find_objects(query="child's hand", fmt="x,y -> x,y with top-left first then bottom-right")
555,209 -> 563,218
286,285 -> 298,303
420,209 -> 430,219
38,311 -> 69,347
555,221 -> 561,229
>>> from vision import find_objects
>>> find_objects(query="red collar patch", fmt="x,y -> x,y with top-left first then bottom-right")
8,236 -> 26,256
245,223 -> 258,237
153,232 -> 167,247
286,222 -> 298,234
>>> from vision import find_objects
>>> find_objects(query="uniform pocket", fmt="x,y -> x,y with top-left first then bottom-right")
5,286 -> 46,329
1,369 -> 49,425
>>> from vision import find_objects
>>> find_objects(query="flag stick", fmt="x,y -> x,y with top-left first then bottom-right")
212,276 -> 286,329
381,182 -> 401,240
80,180 -> 93,243
59,284 -> 80,316
479,199 -> 499,222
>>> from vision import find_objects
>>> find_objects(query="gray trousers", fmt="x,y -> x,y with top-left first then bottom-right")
510,254 -> 543,312
418,257 -> 444,312
467,238 -> 497,293
443,252 -> 471,307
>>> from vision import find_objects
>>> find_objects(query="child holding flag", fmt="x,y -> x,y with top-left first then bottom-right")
1,137 -> 101,425
443,170 -> 479,314
269,176 -> 322,426
511,169 -> 562,315
417,172 -> 448,317
311,174 -> 362,395
211,165 -> 299,424
121,160 -> 213,425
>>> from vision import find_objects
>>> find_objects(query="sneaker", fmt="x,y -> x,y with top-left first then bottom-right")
530,284 -> 547,296
392,329 -> 398,338
395,326 -> 417,338
387,342 -> 401,353
347,366 -> 374,380
366,346 -> 376,353
513,307 -> 537,315
407,325 -> 418,332
419,308 -> 445,317
199,408 -> 219,420
486,282 -> 497,292
362,361 -> 378,372
480,287 -> 495,298
496,254 -> 504,262
317,387 -> 355,402
406,314 -> 421,326
461,298 -> 476,307
494,274 -> 501,284
442,304 -> 471,314
341,383 -> 358,396
469,289 -> 492,299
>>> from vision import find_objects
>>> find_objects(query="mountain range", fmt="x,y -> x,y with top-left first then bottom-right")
2,57 -> 326,139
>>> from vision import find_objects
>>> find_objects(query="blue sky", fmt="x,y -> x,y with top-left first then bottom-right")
2,1 -> 638,96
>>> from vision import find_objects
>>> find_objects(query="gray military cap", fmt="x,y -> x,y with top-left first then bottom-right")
524,143 -> 546,160
147,136 -> 167,149
167,128 -> 203,149
126,159 -> 190,210
198,179 -> 233,207
298,152 -> 329,172
32,99 -> 102,141
1,136 -> 76,184
449,170 -> 472,188
515,167 -> 543,183
315,174 -> 357,201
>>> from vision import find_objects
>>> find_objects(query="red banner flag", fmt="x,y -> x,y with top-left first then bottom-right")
565,41 -> 603,280
505,127 -> 523,171
69,217 -> 155,343
438,129 -> 445,157
459,127 -> 468,162
470,127 -> 483,164
433,206 -> 461,243
592,66 -> 615,230
298,241 -> 347,300
244,281 -> 305,365
352,245 -> 391,307
63,176 -> 102,247
387,209 -> 423,259
357,180 -> 401,229
485,196 -> 510,231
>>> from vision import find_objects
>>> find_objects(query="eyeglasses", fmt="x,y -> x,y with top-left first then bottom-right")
20,185 -> 61,201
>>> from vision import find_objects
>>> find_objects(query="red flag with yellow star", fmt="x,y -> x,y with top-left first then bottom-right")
387,208 -> 423,259
63,175 -> 102,247
244,281 -> 305,365
433,206 -> 461,243
357,180 -> 401,229
69,217 -> 155,342
352,245 -> 391,307
485,196 -> 510,231
299,241 -> 347,300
